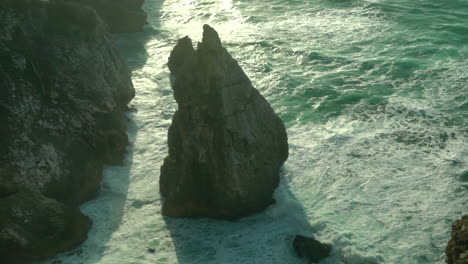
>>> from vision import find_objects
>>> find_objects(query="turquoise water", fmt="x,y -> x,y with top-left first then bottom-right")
42,0 -> 467,263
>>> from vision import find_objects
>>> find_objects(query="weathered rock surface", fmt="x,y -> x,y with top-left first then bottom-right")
160,25 -> 288,219
0,190 -> 92,263
69,0 -> 147,33
446,215 -> 468,264
0,0 -> 134,262
293,235 -> 332,263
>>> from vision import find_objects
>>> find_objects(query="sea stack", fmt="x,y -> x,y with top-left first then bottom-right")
160,25 -> 288,219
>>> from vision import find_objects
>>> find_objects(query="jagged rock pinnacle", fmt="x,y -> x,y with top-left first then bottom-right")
201,24 -> 222,49
168,36 -> 195,74
160,25 -> 289,219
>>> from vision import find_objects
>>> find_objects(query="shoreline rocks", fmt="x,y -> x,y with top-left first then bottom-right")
446,215 -> 468,264
0,0 -> 135,262
0,190 -> 92,263
293,235 -> 332,263
160,25 -> 288,219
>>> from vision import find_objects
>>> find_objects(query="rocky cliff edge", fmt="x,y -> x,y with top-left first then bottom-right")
0,0 -> 135,262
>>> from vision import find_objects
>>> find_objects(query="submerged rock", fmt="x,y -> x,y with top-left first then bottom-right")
293,235 -> 332,263
446,215 -> 468,264
0,0 -> 134,262
160,25 -> 288,219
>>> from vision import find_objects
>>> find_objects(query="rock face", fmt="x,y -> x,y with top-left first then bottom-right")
160,25 -> 288,219
293,235 -> 332,263
0,0 -> 134,263
446,215 -> 468,264
70,0 -> 147,33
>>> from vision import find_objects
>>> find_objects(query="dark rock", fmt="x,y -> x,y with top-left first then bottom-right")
148,248 -> 156,253
0,0 -> 134,263
160,25 -> 288,219
446,215 -> 468,264
293,235 -> 332,263
0,191 -> 91,264
69,0 -> 148,33
66,249 -> 84,256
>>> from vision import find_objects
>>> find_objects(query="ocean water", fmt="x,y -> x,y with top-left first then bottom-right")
42,0 -> 467,263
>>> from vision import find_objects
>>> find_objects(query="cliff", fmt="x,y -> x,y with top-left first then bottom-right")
446,215 -> 468,264
160,25 -> 289,219
0,0 -> 135,262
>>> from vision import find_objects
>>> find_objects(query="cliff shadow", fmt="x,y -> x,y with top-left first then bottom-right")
112,0 -> 165,72
162,169 -> 324,263
40,111 -> 138,264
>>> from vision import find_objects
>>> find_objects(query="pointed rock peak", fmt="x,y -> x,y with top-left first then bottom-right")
202,24 -> 222,49
160,24 -> 289,219
168,36 -> 195,74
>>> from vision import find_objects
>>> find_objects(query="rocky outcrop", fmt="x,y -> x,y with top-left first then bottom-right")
69,0 -> 147,33
0,0 -> 134,262
446,215 -> 468,264
0,190 -> 92,263
160,25 -> 288,219
293,235 -> 332,263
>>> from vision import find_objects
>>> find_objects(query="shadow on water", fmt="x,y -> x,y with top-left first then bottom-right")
73,1 -> 168,262
113,0 -> 166,72
79,111 -> 138,264
37,111 -> 138,264
61,0 -> 169,262
162,170 -> 322,263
